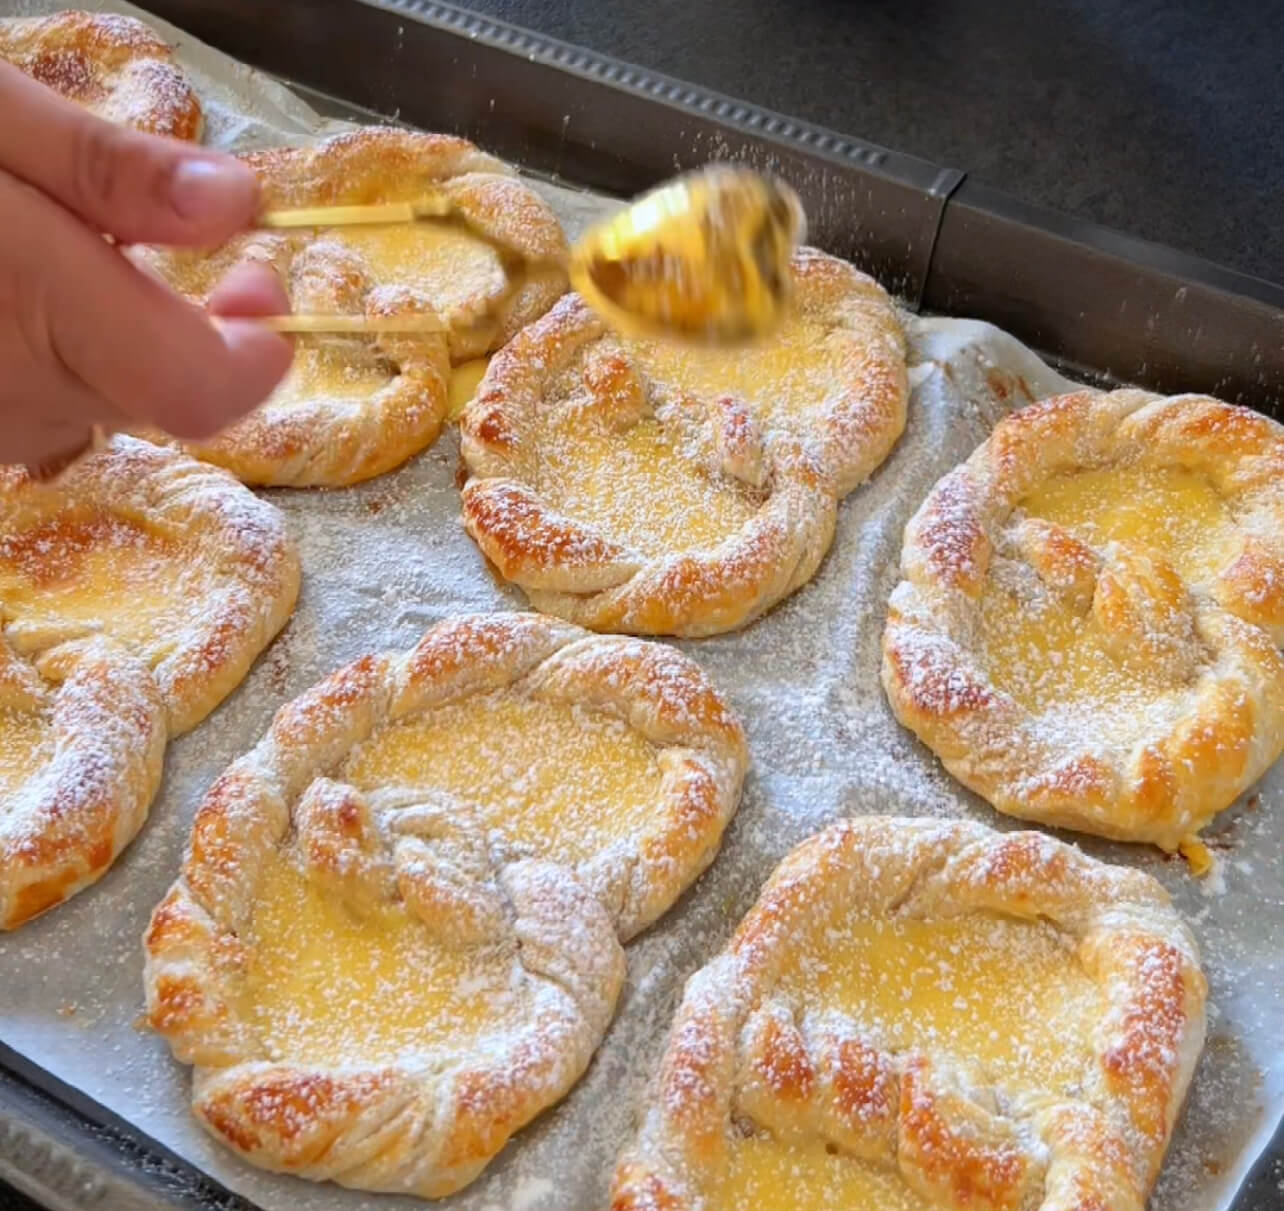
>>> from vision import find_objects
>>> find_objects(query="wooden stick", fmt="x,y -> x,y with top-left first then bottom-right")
259,314 -> 447,334
257,198 -> 452,229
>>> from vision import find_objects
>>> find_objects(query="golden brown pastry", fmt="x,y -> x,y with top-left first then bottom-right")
883,389 -> 1284,851
0,435 -> 299,735
141,128 -> 568,487
0,11 -> 202,138
0,635 -> 164,929
144,612 -> 747,1195
612,816 -> 1206,1211
460,249 -> 908,635
0,436 -> 297,927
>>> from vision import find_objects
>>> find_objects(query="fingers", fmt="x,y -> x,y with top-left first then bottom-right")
208,261 -> 291,319
4,172 -> 291,441
0,59 -> 260,248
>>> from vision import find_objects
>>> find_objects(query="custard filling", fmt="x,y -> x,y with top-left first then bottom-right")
708,1135 -> 931,1211
0,706 -> 52,800
0,511 -> 217,661
536,414 -> 758,556
626,315 -> 835,425
1020,464 -> 1232,585
244,850 -> 526,1065
775,910 -> 1100,1095
333,222 -> 507,323
342,689 -> 666,865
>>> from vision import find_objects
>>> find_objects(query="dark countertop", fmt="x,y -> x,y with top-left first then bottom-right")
464,0 -> 1284,287
2,1 -> 1282,1208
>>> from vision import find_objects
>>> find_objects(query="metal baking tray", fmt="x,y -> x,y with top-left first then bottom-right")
2,1 -> 1284,1208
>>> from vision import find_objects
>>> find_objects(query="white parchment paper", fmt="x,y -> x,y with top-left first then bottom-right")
1,4 -> 1280,1209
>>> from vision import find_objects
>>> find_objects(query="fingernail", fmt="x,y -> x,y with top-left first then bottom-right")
170,159 -> 255,222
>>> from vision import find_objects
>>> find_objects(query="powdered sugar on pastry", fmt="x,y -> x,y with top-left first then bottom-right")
144,612 -> 746,1197
461,249 -> 907,636
0,11 -> 202,137
611,817 -> 1207,1211
883,390 -> 1284,850
140,129 -> 568,488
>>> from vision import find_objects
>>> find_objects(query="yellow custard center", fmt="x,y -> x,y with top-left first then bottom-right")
709,1135 -> 931,1211
267,340 -> 393,410
333,222 -> 507,322
448,357 -> 491,420
537,414 -> 758,556
244,850 -> 525,1065
626,316 -> 834,424
1021,464 -> 1232,584
342,689 -> 666,865
777,911 -> 1100,1095
0,706 -> 52,799
977,576 -> 1174,718
0,511 -> 216,663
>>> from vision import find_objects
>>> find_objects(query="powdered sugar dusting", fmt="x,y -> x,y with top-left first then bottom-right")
0,5 -> 1280,1211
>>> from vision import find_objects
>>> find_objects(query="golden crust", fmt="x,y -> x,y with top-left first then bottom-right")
0,636 -> 165,929
141,129 -> 568,488
461,252 -> 906,636
0,11 -> 202,139
0,435 -> 300,734
610,817 -> 1206,1211
144,612 -> 746,1195
882,390 -> 1284,849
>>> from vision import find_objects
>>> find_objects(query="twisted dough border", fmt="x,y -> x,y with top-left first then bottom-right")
460,249 -> 907,636
0,11 -> 203,138
0,435 -> 300,734
882,390 -> 1284,848
146,128 -> 570,487
0,636 -> 165,929
145,612 -> 746,1195
611,817 -> 1206,1211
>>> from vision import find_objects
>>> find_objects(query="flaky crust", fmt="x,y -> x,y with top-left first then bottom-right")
461,253 -> 906,636
0,435 -> 299,734
0,11 -> 202,138
0,636 -> 165,929
142,129 -> 568,487
144,613 -> 746,1195
882,390 -> 1284,849
612,817 -> 1206,1211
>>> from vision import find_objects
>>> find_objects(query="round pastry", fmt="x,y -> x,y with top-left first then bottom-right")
611,816 -> 1206,1211
0,11 -> 202,139
0,635 -> 165,929
0,435 -> 300,734
144,612 -> 747,1196
141,128 -> 568,487
883,389 -> 1284,850
460,250 -> 908,636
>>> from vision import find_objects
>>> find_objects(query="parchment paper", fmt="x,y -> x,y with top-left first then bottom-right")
1,4 -> 1280,1209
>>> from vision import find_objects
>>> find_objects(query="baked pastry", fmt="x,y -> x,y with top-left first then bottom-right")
611,816 -> 1206,1211
142,128 -> 568,487
461,249 -> 908,635
0,635 -> 165,929
0,12 -> 202,139
883,390 -> 1284,851
0,435 -> 299,734
144,612 -> 746,1195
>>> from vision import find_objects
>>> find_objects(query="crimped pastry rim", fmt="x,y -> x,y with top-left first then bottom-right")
143,612 -> 748,1195
0,435 -> 300,734
611,815 -> 1207,1211
0,10 -> 203,139
460,250 -> 908,637
882,389 -> 1284,849
0,636 -> 166,930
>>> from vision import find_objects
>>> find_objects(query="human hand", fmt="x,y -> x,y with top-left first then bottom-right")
0,60 -> 292,474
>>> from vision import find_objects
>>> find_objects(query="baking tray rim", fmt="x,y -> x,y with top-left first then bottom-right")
0,0 -> 1281,1206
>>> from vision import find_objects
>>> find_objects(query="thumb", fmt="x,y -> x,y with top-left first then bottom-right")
0,59 -> 260,247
